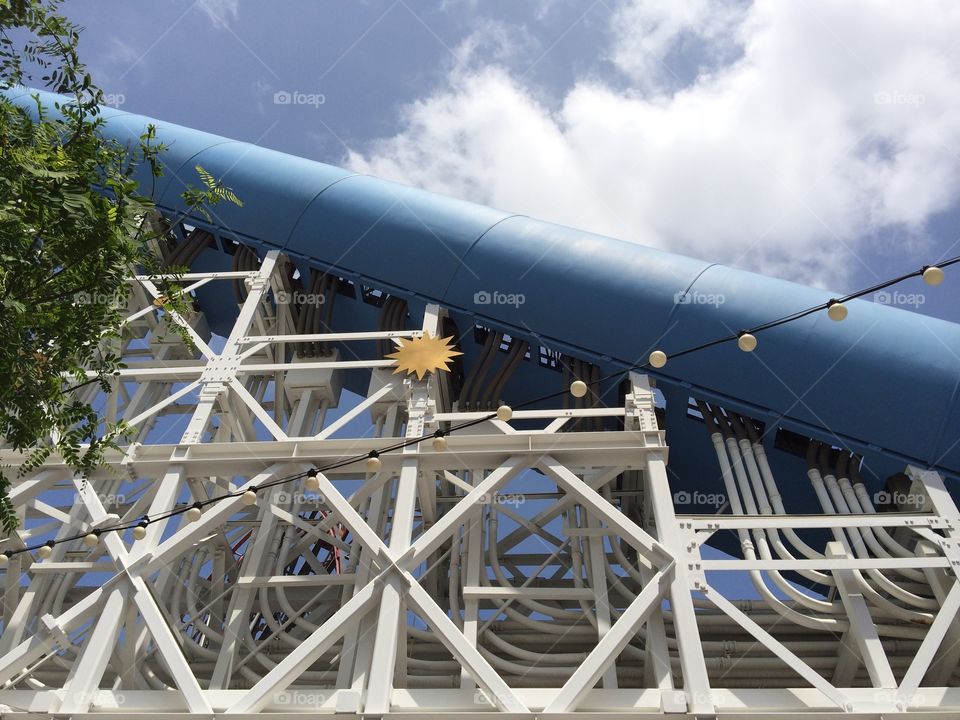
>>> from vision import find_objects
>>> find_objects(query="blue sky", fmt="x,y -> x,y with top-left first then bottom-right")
61,0 -> 960,322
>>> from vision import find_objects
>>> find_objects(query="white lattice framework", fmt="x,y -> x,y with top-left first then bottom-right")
1,249 -> 959,718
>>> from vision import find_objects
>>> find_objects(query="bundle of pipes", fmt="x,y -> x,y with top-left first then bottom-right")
376,296 -> 408,358
231,244 -> 341,358
562,358 -> 604,432
163,227 -> 216,270
697,400 -> 938,633
457,332 -> 529,411
230,242 -> 259,303
292,269 -> 337,357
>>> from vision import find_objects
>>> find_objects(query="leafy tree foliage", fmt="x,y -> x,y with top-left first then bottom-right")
0,0 -> 240,532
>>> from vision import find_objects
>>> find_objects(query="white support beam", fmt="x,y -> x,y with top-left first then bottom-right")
899,580 -> 960,697
545,565 -> 672,713
825,542 -> 896,689
644,452 -> 714,716
408,456 -> 527,567
365,387 -> 423,715
705,583 -> 851,710
57,588 -> 126,714
404,578 -> 529,714
226,579 -> 381,714
586,511 -> 618,689
537,456 -> 669,566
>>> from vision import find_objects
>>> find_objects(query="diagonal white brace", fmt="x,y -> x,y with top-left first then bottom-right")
404,577 -> 528,713
310,470 -> 392,562
57,588 -> 127,714
408,456 -> 527,567
705,582 -> 851,709
545,563 -> 673,713
225,578 -> 381,714
899,579 -> 960,696
537,455 -> 669,563
130,575 -> 213,713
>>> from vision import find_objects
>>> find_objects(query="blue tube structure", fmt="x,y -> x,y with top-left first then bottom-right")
7,87 -> 960,481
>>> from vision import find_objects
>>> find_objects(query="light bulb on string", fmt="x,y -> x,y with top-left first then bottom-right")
827,300 -> 848,321
923,265 -> 945,286
649,350 -> 667,368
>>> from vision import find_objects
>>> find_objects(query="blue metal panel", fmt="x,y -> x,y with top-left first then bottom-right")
444,216 -> 960,470
287,175 -> 514,300
440,216 -> 714,358
159,141 -> 354,246
5,87 -> 236,201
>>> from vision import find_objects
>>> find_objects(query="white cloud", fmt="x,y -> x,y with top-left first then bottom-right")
451,19 -> 535,73
608,0 -> 747,91
196,0 -> 239,31
87,36 -> 136,84
347,0 -> 960,286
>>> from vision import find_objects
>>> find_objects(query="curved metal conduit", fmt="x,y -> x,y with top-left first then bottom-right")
139,486 -> 348,686
727,414 -> 833,586
697,402 -> 847,628
479,500 -> 837,674
741,419 -> 831,566
807,445 -> 935,622
849,461 -> 933,574
459,330 -> 501,410
485,340 -> 529,408
827,451 -> 934,603
231,243 -> 259,303
458,333 -> 528,410
700,401 -> 939,624
163,228 -> 215,270
376,296 -> 408,358
435,456 -> 932,690
711,396 -> 935,624
294,270 -> 338,357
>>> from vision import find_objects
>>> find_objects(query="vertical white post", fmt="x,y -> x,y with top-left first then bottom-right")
646,451 -> 713,715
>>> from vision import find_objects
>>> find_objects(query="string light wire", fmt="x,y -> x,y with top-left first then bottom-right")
1,259 -> 953,561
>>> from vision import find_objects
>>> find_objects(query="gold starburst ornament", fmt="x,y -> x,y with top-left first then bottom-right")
386,334 -> 463,380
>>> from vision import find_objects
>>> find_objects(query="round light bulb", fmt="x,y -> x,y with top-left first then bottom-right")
366,453 -> 382,472
649,350 -> 667,368
241,490 -> 258,506
185,505 -> 202,522
827,301 -> 847,321
737,333 -> 757,352
0,552 -> 9,567
496,405 -> 513,421
570,380 -> 588,398
305,474 -> 320,491
923,265 -> 945,286
432,433 -> 448,451
37,542 -> 54,559
83,532 -> 100,548
132,522 -> 148,540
